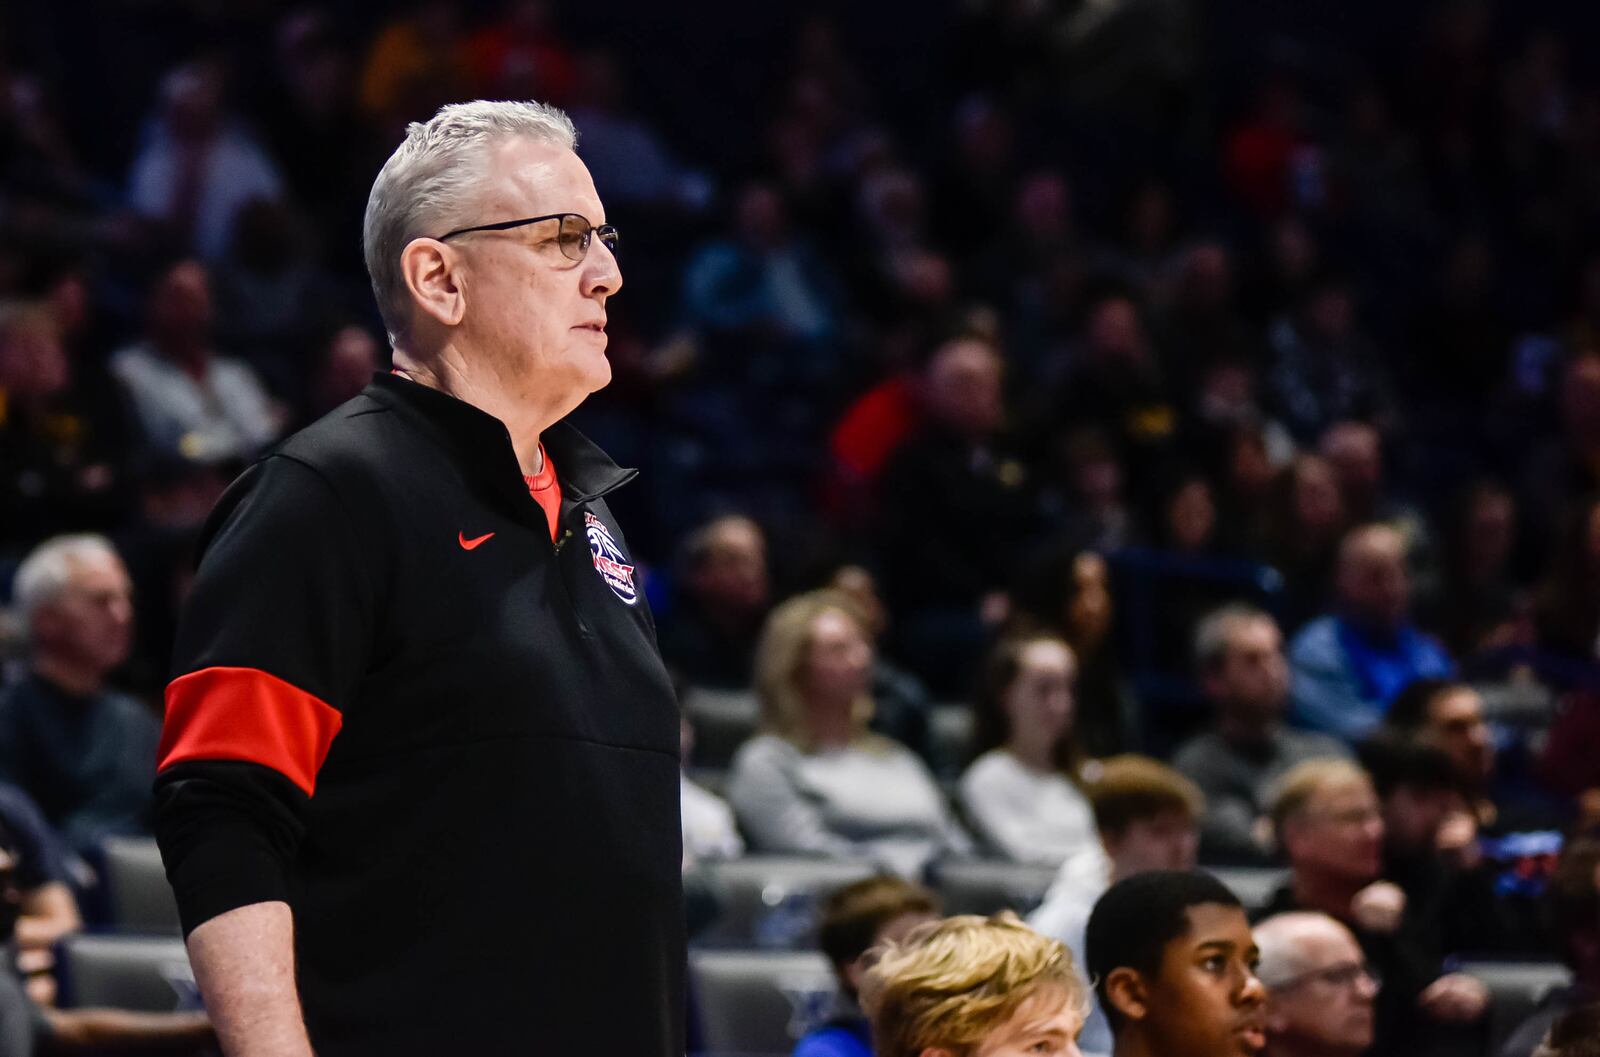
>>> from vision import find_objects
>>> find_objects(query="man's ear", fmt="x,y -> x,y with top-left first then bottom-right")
844,955 -> 867,997
400,238 -> 466,329
1103,966 -> 1151,1024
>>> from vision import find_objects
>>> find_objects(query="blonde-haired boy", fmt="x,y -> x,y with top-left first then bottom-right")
860,910 -> 1088,1057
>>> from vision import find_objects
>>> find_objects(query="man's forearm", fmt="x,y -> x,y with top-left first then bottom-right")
43,1007 -> 213,1050
185,901 -> 314,1057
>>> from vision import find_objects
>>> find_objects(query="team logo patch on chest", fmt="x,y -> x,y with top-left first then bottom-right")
585,512 -> 638,605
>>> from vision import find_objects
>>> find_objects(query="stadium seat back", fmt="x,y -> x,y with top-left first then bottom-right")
698,857 -> 879,948
690,948 -> 838,1056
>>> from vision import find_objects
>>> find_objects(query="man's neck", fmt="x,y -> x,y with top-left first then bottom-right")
1217,708 -> 1277,745
32,655 -> 105,698
1264,1036 -> 1359,1057
1112,1031 -> 1163,1057
1290,869 -> 1366,921
393,346 -> 571,478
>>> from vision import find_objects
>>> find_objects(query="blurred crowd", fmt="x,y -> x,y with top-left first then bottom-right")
6,0 -> 1600,1055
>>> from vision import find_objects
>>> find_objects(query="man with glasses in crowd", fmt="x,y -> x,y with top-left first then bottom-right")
1259,758 -> 1487,1056
152,100 -> 682,1056
1254,912 -> 1380,1057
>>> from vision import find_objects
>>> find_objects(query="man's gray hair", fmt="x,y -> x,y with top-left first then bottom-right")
13,534 -> 120,622
1254,911 -> 1347,989
1193,602 -> 1274,673
362,100 -> 578,343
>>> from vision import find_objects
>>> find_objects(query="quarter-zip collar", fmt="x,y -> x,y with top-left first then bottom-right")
363,372 -> 636,507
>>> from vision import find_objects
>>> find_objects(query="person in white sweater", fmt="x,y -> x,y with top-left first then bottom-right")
959,634 -> 1107,877
727,590 -> 972,879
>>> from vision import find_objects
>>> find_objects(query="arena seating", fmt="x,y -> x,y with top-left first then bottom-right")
97,836 -> 181,935
690,948 -> 836,1057
697,857 -> 878,948
56,934 -> 194,1012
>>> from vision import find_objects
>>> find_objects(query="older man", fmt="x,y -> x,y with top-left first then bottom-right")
1254,912 -> 1379,1057
0,535 -> 157,852
1260,759 -> 1487,1056
153,101 -> 681,1057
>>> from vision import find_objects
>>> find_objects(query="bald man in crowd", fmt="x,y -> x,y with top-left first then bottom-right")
1287,523 -> 1453,741
1255,912 -> 1378,1057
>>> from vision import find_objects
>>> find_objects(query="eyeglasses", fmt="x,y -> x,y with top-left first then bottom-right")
1271,961 -> 1381,993
437,212 -> 620,263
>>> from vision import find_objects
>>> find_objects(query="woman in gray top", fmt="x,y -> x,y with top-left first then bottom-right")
727,590 -> 972,878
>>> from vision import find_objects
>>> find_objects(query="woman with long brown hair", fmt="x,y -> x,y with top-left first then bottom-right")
959,634 -> 1108,878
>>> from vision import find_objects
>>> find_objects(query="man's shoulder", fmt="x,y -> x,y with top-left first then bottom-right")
1172,730 -> 1228,770
1287,616 -> 1344,664
1277,727 -> 1350,761
273,392 -> 398,474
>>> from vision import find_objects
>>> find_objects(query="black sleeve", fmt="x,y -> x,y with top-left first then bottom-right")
153,453 -> 382,936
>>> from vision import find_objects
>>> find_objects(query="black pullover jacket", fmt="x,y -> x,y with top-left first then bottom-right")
153,372 -> 684,1056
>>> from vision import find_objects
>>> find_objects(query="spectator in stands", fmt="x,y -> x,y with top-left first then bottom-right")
566,50 -> 708,210
1031,756 -> 1205,1057
1521,355 -> 1600,538
727,590 -> 973,877
860,910 -> 1089,1057
109,260 -> 284,464
659,514 -> 770,690
127,60 -> 284,262
1287,524 -> 1454,742
1261,454 -> 1347,632
1422,481 -> 1523,659
1009,547 -> 1139,757
0,810 -> 214,1055
1532,494 -> 1600,666
0,300 -> 129,552
825,564 -> 932,759
1540,690 -> 1600,801
1265,275 -> 1394,444
877,330 -> 1032,694
1261,758 -> 1488,1055
1084,869 -> 1268,1057
961,634 -> 1106,873
304,323 -> 384,426
0,782 -> 81,1005
1035,428 -> 1139,556
1382,679 -> 1500,826
0,535 -> 158,852
357,1 -> 470,137
796,875 -> 941,1057
1253,912 -> 1378,1057
1496,836 -> 1600,1057
1049,291 -> 1181,500
679,181 -> 841,351
1175,606 -> 1349,865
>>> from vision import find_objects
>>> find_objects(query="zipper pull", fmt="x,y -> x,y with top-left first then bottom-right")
553,527 -> 574,553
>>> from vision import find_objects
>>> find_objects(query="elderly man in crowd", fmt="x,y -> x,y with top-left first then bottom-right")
152,100 -> 682,1056
0,535 -> 158,853
1254,912 -> 1379,1057
1288,523 -> 1454,742
1260,758 -> 1487,1056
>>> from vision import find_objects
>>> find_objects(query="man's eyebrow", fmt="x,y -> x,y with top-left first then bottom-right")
1194,939 -> 1237,954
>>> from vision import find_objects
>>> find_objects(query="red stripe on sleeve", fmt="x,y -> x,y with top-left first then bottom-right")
158,666 -> 344,796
